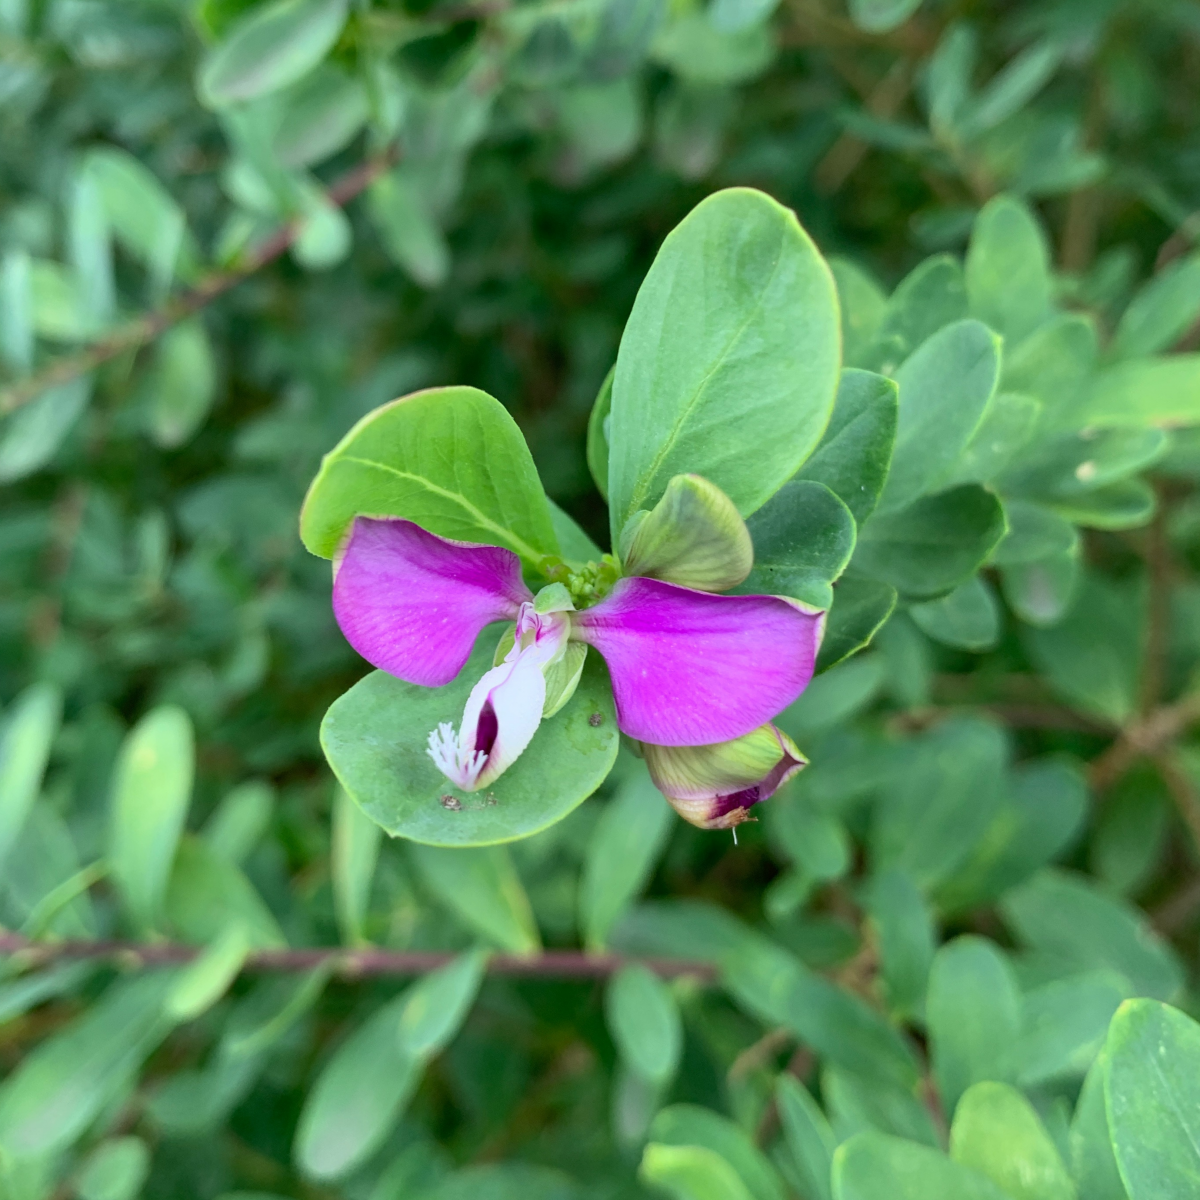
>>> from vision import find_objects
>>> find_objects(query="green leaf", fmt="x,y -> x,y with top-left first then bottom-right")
926,23 -> 976,136
166,837 -> 287,949
67,170 -> 114,326
75,1137 -> 151,1200
649,1106 -> 784,1200
927,936 -> 1021,1113
862,868 -> 935,1022
650,15 -> 774,86
607,188 -> 839,539
368,167 -> 450,289
0,250 -> 33,374
832,1131 -> 1012,1200
1111,254 -> 1200,359
722,936 -> 919,1088
198,0 -> 349,107
300,386 -> 559,569
1000,870 -> 1183,1002
909,575 -> 1001,651
607,965 -> 682,1087
1105,999 -> 1200,1200
735,480 -> 855,609
108,705 -> 194,933
828,259 -> 886,369
640,1143 -> 754,1200
847,0 -> 922,35
776,1076 -> 836,1200
548,499 -> 602,561
396,949 -> 487,1058
0,376 -> 92,483
1000,547 -> 1081,628
1048,479 -> 1156,530
870,255 -> 967,374
816,577 -> 897,671
272,65 -> 367,168
1021,574 -> 1142,723
222,966 -> 332,1061
0,682 -> 62,873
293,991 -> 422,1181
1002,313 -> 1098,423
877,320 -> 1001,513
0,973 -> 172,1159
1069,1051 -> 1128,1200
991,501 -> 1079,566
146,318 -> 217,449
324,638 -> 617,846
944,392 -> 1042,486
823,1066 -> 939,1148
409,843 -> 540,952
586,367 -> 613,502
417,1163 -> 580,1200
935,757 -> 1088,914
777,655 -> 884,741
872,717 -> 1008,890
966,195 -> 1053,346
29,259 -> 99,341
331,783 -> 380,946
165,923 -> 251,1022
965,43 -> 1064,135
1002,428 -> 1167,500
1015,970 -> 1129,1087
949,1081 -> 1074,1200
798,369 -> 898,525
856,485 -> 1007,598
202,780 -> 274,865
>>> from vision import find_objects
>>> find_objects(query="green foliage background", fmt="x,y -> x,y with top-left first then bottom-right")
4,0 -> 1200,1197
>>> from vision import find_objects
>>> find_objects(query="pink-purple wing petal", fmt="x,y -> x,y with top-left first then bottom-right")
333,517 -> 530,686
572,576 -> 823,745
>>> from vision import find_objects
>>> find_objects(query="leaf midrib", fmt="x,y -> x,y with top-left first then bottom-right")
339,454 -> 543,562
622,232 -> 786,522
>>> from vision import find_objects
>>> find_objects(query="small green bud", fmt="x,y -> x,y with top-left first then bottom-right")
621,474 -> 753,593
534,582 -> 576,614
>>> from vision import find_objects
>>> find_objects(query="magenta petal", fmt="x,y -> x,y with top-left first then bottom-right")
333,517 -> 531,686
572,577 -> 823,745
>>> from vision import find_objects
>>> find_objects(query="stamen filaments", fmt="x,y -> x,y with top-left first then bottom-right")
427,721 -> 486,790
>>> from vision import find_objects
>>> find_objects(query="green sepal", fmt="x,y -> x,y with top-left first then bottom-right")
543,644 -> 588,718
621,474 -> 752,593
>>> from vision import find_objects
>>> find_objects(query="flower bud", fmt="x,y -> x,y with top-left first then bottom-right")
642,724 -> 805,829
621,474 -> 753,593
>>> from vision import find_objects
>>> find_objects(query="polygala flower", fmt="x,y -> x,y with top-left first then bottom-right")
330,474 -> 825,824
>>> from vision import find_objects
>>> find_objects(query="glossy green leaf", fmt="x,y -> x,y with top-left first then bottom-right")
1002,313 -> 1098,423
991,501 -> 1078,566
0,973 -> 172,1159
909,575 -> 1000,650
797,369 -> 898,525
872,717 -> 1008,889
1105,999 -> 1200,1200
871,256 -> 967,373
944,392 -> 1042,486
300,386 -> 558,569
293,991 -> 422,1181
75,1137 -> 150,1200
324,639 -> 616,846
165,922 -> 251,1022
0,376 -> 92,483
580,765 -> 674,950
607,188 -> 839,538
863,868 -> 935,1021
0,682 -> 61,873
409,843 -> 540,952
1001,870 -> 1183,1001
649,1106 -> 784,1200
1015,970 -> 1129,1087
146,318 -> 216,449
1069,1051 -> 1128,1200
1000,428 -> 1167,500
1000,547 -> 1081,627
832,1132 -> 1012,1200
847,0 -> 921,34
640,1143 -> 754,1200
548,499 -> 602,561
735,480 -> 854,609
1111,254 -> 1200,359
777,655 -> 883,741
966,195 -> 1054,346
816,576 -> 897,671
607,965 -> 682,1087
108,705 -> 194,933
368,167 -> 450,289
877,320 -> 1000,513
331,783 -> 380,945
828,259 -> 886,369
396,949 -> 487,1058
927,936 -> 1021,1113
949,1081 -> 1074,1200
199,0 -> 349,107
586,367 -> 613,502
1048,479 -> 1156,530
856,485 -> 1007,598
776,1076 -> 836,1200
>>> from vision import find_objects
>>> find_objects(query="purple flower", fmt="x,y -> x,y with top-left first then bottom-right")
331,515 -> 824,793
